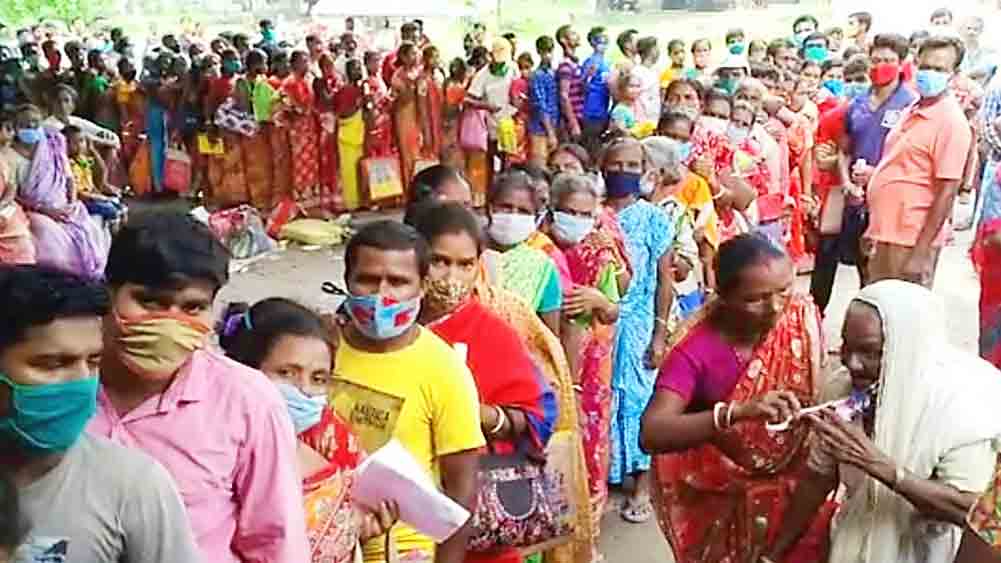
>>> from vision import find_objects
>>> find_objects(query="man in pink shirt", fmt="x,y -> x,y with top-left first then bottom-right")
865,35 -> 973,287
88,212 -> 309,563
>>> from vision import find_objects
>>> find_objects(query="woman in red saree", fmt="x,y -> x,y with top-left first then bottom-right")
284,51 -> 328,216
419,46 -> 445,162
411,202 -> 559,563
219,298 -> 398,563
313,53 -> 343,213
362,52 -> 396,159
391,42 -> 425,188
640,233 -> 827,563
442,59 -> 469,169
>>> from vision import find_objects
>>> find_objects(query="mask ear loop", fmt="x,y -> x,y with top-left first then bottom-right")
321,281 -> 348,297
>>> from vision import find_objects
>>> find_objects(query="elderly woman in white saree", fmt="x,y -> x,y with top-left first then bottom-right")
768,280 -> 1001,563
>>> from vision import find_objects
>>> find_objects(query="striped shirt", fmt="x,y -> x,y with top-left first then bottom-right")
557,58 -> 585,122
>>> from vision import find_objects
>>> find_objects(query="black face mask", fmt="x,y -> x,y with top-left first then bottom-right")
122,69 -> 137,81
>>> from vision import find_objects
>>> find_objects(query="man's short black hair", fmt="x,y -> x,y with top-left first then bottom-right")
793,15 -> 819,32
344,221 -> 430,280
849,11 -> 873,32
0,265 -> 109,354
725,28 -> 745,44
918,35 -> 966,70
105,212 -> 229,293
616,29 -> 638,53
536,35 -> 556,54
870,33 -> 910,62
844,54 -> 871,77
636,36 -> 658,58
587,26 -> 607,46
750,63 -> 781,83
767,38 -> 795,60
930,7 -> 952,23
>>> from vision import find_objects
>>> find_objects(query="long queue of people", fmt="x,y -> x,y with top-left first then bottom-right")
4,6 -> 1001,563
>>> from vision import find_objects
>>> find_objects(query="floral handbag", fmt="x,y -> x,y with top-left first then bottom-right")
467,444 -> 573,553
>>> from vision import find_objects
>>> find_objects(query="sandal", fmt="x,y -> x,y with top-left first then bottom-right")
619,496 -> 654,524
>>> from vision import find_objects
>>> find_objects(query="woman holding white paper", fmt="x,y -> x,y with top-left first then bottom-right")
218,297 -> 399,563
411,202 -> 561,563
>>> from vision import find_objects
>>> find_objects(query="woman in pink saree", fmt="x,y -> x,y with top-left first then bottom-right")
7,105 -> 107,279
548,173 -> 632,556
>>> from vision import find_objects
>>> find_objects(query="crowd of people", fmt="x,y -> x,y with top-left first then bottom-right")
3,4 -> 1001,563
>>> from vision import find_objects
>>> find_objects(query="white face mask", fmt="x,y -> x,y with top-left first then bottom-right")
727,124 -> 750,144
639,172 -> 657,197
552,211 -> 595,245
488,212 -> 537,246
700,116 -> 729,136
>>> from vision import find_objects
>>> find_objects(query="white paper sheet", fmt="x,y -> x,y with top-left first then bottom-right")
352,439 -> 471,543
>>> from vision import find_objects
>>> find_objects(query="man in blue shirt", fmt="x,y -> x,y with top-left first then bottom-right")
838,34 -> 916,281
581,26 -> 612,152
529,35 -> 560,166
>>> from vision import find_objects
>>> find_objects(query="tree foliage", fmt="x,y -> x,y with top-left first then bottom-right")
1,0 -> 115,28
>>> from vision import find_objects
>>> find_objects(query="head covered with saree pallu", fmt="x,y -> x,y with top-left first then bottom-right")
829,281 -> 1001,563
651,241 -> 824,562
19,122 -> 107,279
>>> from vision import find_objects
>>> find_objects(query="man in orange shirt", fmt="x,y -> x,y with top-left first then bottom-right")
865,35 -> 973,287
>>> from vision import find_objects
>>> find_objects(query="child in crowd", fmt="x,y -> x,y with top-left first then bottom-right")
659,39 -> 686,89
64,125 -> 126,232
610,68 -> 654,139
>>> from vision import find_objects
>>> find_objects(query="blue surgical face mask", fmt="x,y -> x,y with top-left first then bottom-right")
552,211 -> 595,245
17,127 -> 43,145
843,82 -> 870,99
0,373 -> 99,454
804,45 -> 828,63
275,382 -> 326,434
677,141 -> 693,161
915,69 -> 950,98
602,170 -> 642,198
717,77 -> 738,96
728,42 -> 746,55
822,79 -> 844,97
793,30 -> 811,47
344,293 -> 421,341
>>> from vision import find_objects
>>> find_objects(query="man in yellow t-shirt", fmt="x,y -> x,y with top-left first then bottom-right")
334,220 -> 485,563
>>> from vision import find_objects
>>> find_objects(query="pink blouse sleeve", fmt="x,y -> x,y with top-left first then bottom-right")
655,347 -> 698,404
